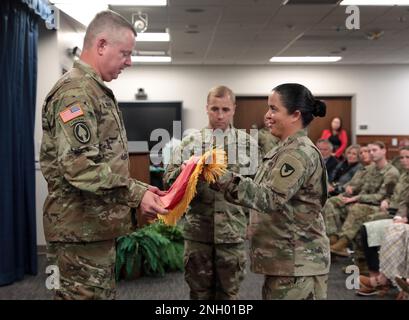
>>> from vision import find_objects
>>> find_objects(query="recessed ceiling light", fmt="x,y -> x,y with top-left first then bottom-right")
270,56 -> 342,62
135,32 -> 170,42
109,0 -> 167,5
131,56 -> 171,63
135,50 -> 167,56
52,0 -> 167,6
340,0 -> 409,5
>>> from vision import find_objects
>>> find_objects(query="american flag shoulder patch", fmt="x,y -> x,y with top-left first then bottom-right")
59,104 -> 84,123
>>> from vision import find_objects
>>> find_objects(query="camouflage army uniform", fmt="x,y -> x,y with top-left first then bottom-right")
323,164 -> 372,236
324,162 -> 399,240
216,129 -> 330,300
391,155 -> 404,174
40,60 -> 148,299
163,126 -> 259,300
345,163 -> 372,194
258,127 -> 279,158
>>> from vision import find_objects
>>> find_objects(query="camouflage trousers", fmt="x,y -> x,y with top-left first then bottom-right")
262,275 -> 328,300
184,240 -> 246,300
46,240 -> 116,300
323,196 -> 350,236
338,203 -> 380,241
323,196 -> 380,239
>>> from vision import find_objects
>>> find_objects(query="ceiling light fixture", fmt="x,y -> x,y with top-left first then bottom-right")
52,0 -> 166,5
51,1 -> 167,27
135,32 -> 170,42
131,56 -> 171,63
269,56 -> 342,62
340,0 -> 409,5
109,0 -> 167,5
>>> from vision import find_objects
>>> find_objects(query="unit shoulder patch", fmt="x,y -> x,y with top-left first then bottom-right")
73,122 -> 91,144
280,163 -> 295,177
269,152 -> 305,195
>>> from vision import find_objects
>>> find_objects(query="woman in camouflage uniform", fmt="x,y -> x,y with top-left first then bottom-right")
214,83 -> 330,299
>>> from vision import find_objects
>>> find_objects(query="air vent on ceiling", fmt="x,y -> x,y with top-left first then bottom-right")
284,0 -> 340,4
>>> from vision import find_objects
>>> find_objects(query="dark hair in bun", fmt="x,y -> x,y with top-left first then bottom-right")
272,83 -> 327,127
313,100 -> 326,117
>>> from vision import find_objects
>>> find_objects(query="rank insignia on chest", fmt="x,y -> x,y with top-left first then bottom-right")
59,104 -> 84,123
280,163 -> 295,177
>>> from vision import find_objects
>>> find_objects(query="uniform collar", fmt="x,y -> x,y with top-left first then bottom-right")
73,60 -> 115,98
201,125 -> 236,142
279,128 -> 308,148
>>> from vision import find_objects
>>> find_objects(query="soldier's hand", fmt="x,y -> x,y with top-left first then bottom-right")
380,199 -> 389,212
344,186 -> 353,195
148,185 -> 167,196
341,195 -> 358,204
393,216 -> 407,224
140,190 -> 168,217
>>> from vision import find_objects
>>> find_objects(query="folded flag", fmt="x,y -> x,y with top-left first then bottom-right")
158,149 -> 227,225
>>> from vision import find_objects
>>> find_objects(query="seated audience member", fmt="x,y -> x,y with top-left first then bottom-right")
316,139 -> 339,179
358,223 -> 409,299
320,117 -> 348,159
391,139 -> 409,173
342,144 -> 372,197
328,144 -> 361,196
355,146 -> 409,297
324,141 -> 399,254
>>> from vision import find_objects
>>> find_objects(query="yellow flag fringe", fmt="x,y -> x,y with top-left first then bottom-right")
158,149 -> 227,225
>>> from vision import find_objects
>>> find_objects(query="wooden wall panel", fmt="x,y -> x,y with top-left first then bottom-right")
129,153 -> 150,184
356,135 -> 409,159
129,152 -> 151,227
235,96 -> 352,147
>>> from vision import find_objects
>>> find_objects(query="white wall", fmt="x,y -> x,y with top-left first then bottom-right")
35,14 -> 83,246
108,64 -> 409,137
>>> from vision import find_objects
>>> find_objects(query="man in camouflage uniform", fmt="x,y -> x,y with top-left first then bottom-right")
40,11 -> 168,299
258,113 -> 279,157
213,83 -> 330,299
391,139 -> 409,174
328,142 -> 399,257
163,86 -> 259,300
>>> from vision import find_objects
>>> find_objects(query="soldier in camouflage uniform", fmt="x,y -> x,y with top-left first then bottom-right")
258,114 -> 279,157
213,83 -> 330,300
324,145 -> 372,240
163,86 -> 259,300
328,142 -> 399,257
40,11 -> 168,299
391,139 -> 409,174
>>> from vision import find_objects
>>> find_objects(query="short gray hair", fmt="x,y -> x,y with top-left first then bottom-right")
83,10 -> 136,49
316,139 -> 333,151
